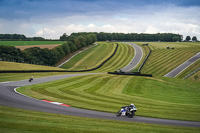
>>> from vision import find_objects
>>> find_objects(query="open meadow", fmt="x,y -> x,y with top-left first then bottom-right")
0,41 -> 66,46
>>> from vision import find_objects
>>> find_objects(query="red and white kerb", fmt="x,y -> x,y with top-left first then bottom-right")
41,100 -> 70,107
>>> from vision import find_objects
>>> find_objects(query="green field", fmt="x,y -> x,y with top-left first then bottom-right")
18,74 -> 200,121
1,106 -> 198,133
135,42 -> 200,77
0,61 -> 65,71
61,42 -> 135,72
93,42 -> 134,72
61,42 -> 116,70
0,61 -> 70,82
0,41 -> 66,46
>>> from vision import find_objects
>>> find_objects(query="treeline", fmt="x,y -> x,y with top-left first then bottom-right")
0,34 -> 48,41
0,34 -> 97,66
71,32 -> 183,42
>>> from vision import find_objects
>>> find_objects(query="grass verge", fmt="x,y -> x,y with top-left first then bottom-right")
0,106 -> 199,133
0,72 -> 71,82
176,59 -> 200,79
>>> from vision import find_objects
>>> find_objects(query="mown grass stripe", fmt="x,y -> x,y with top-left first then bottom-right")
18,74 -> 200,121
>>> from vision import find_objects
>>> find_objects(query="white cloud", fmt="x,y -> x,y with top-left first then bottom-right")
0,4 -> 200,40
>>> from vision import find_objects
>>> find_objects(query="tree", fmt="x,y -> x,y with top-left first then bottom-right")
62,43 -> 71,54
172,36 -> 180,42
78,35 -> 87,47
86,35 -> 92,45
192,36 -> 197,42
186,36 -> 191,41
89,34 -> 97,43
60,33 -> 69,41
68,41 -> 77,51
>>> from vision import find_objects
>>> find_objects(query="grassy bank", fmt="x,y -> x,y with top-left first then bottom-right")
135,42 -> 200,77
18,74 -> 200,121
0,61 -> 64,71
0,106 -> 199,133
0,72 -> 72,82
61,42 -> 116,70
94,42 -> 134,72
177,60 -> 200,79
61,42 -> 135,72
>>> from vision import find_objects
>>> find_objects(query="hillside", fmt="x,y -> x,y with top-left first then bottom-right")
61,42 -> 135,72
135,42 -> 200,77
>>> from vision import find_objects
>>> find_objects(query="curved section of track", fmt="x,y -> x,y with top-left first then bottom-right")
121,43 -> 143,72
164,52 -> 200,78
0,73 -> 199,127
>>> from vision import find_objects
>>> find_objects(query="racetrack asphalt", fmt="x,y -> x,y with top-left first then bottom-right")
0,73 -> 200,127
121,43 -> 143,72
164,52 -> 200,78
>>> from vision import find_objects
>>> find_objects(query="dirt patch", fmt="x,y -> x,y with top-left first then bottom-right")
15,44 -> 61,50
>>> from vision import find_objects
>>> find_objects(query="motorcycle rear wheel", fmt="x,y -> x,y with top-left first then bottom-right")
128,111 -> 135,118
116,110 -> 121,117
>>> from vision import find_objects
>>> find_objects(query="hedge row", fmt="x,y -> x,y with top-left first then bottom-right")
0,34 -> 97,66
0,43 -> 118,73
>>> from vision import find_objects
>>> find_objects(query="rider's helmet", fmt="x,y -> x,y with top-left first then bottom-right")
130,103 -> 134,106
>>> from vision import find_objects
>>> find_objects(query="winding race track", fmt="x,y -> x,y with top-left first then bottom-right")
164,52 -> 200,77
0,74 -> 200,127
121,43 -> 143,72
0,43 -> 200,128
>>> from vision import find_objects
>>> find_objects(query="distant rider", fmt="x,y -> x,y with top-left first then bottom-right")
29,76 -> 34,82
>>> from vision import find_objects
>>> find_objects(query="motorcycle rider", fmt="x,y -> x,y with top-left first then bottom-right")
124,103 -> 135,113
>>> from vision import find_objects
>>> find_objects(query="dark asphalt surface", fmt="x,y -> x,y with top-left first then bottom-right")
164,52 -> 200,77
121,43 -> 143,72
0,73 -> 200,127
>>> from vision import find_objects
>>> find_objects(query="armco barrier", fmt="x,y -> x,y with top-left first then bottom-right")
183,67 -> 200,79
0,44 -> 118,73
108,72 -> 152,77
138,46 -> 152,72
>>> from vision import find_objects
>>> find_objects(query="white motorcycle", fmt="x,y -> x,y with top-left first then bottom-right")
116,104 -> 137,118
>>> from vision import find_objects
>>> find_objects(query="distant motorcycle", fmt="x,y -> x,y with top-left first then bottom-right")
116,104 -> 137,118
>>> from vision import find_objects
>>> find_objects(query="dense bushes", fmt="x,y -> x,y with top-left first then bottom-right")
71,32 -> 183,42
0,34 -> 96,66
0,34 -> 47,41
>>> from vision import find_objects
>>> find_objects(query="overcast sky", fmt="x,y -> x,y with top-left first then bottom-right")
0,0 -> 200,39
